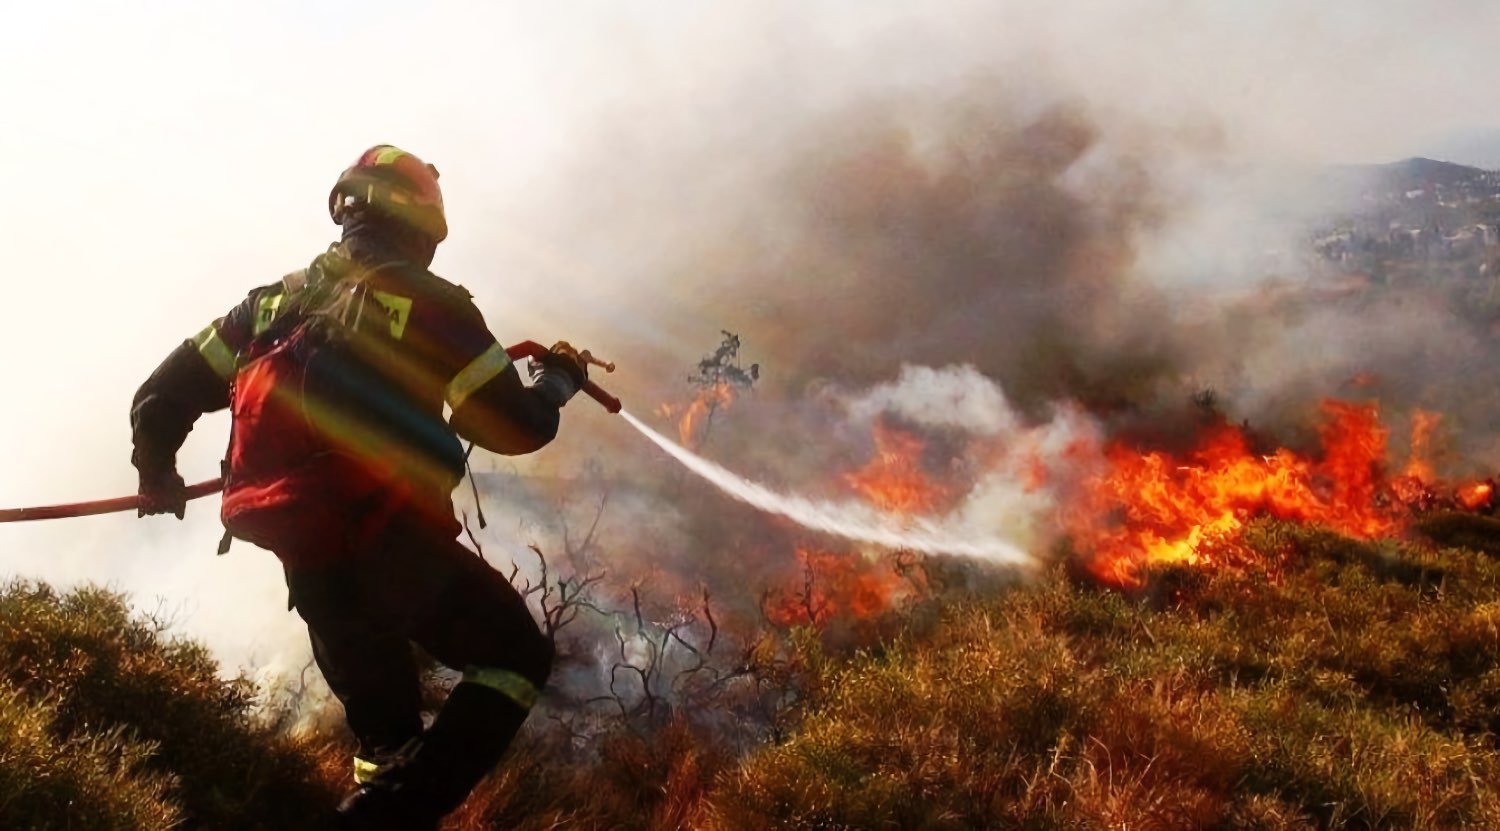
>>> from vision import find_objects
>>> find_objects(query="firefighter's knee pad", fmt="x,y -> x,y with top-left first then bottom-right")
460,621 -> 553,709
461,665 -> 544,711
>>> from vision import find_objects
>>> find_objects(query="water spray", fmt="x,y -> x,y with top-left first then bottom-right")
618,410 -> 1034,567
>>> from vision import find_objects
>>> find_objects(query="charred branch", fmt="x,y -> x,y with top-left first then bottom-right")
506,544 -> 607,642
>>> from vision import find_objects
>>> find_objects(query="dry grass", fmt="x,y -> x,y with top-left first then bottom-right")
0,580 -> 342,829
699,523 -> 1500,830
9,519 -> 1500,828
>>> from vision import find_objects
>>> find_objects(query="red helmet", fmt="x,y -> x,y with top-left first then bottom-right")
329,145 -> 448,243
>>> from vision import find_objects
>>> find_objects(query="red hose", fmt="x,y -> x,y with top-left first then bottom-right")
0,341 -> 622,523
0,478 -> 226,523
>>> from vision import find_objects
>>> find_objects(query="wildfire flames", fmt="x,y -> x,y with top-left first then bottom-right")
657,383 -> 737,449
765,546 -> 905,627
1458,481 -> 1495,512
815,398 -> 1494,600
658,381 -> 1498,627
843,422 -> 950,515
1069,401 -> 1485,588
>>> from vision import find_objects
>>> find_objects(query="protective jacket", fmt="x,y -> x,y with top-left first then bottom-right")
131,244 -> 560,564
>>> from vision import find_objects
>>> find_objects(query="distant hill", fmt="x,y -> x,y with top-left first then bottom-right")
1309,156 -> 1492,212
1379,156 -> 1488,189
1422,127 -> 1500,170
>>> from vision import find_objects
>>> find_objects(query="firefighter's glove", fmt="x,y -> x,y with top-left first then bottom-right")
532,341 -> 587,408
138,469 -> 187,519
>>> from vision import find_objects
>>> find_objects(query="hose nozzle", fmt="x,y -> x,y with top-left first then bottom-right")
579,350 -> 616,374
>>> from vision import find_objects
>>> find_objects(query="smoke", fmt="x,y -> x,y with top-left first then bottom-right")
848,365 -> 1020,436
470,2 -> 1500,698
4,1 -> 1500,706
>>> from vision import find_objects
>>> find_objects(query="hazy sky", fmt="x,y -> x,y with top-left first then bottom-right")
1,0 -> 1497,673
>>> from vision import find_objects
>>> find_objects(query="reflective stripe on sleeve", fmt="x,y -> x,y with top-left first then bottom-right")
446,343 -> 511,410
352,755 -> 382,785
191,324 -> 236,381
462,666 -> 540,710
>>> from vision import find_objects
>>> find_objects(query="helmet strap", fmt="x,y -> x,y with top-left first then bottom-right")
340,207 -> 438,269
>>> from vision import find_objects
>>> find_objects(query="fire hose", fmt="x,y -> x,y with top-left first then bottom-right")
0,340 -> 621,524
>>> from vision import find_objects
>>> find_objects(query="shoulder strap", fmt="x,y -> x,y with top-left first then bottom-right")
281,269 -> 309,295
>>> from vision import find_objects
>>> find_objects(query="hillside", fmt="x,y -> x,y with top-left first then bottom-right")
1422,128 -> 1500,171
1379,156 -> 1489,189
5,518 -> 1500,829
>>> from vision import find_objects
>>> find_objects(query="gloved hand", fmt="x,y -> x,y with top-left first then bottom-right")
138,468 -> 187,519
531,341 -> 588,408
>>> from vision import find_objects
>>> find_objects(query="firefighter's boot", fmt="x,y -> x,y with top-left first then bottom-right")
333,784 -> 437,831
335,682 -> 531,828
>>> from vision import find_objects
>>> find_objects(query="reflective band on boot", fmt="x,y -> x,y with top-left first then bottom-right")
461,666 -> 539,710
352,755 -> 384,785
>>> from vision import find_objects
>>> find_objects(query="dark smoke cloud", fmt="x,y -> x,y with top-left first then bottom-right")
1193,286 -> 1500,472
526,82 -> 1226,432
527,71 -> 1500,477
725,98 -> 1179,406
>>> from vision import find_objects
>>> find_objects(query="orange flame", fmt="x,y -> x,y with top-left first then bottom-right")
1400,410 -> 1443,482
1070,401 -> 1412,588
657,383 -> 737,449
766,547 -> 903,627
1458,481 -> 1495,512
843,422 -> 948,515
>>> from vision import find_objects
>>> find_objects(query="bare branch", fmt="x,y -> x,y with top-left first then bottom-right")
701,587 -> 718,655
462,512 -> 487,562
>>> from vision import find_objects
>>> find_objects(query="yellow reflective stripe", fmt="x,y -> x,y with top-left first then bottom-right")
352,755 -> 382,785
372,146 -> 409,166
370,290 -> 412,340
462,666 -> 539,710
192,324 -> 236,381
446,344 -> 511,410
252,292 -> 285,336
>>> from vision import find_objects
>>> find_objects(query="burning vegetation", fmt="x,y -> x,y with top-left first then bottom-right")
842,421 -> 952,516
1068,401 -> 1494,588
17,57 -> 1500,828
17,328 -> 1500,828
655,332 -> 759,450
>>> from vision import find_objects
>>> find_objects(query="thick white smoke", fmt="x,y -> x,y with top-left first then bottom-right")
848,365 -> 1020,436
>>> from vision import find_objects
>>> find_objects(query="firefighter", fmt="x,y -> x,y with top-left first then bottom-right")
130,145 -> 584,829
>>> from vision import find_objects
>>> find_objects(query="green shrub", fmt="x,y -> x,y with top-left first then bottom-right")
0,683 -> 180,829
0,581 -> 340,829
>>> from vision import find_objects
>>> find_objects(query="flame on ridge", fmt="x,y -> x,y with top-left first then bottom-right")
1068,401 -> 1439,588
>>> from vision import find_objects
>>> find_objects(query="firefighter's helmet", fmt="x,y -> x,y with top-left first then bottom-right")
329,145 -> 448,243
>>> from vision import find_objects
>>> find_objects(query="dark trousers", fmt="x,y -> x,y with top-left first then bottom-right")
286,509 -> 554,760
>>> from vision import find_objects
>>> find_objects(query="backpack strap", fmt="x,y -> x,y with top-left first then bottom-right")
281,268 -> 309,295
